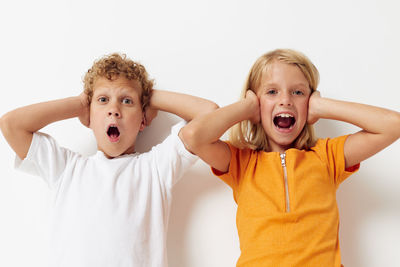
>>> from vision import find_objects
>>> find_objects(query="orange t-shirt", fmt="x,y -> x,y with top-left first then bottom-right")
212,135 -> 359,267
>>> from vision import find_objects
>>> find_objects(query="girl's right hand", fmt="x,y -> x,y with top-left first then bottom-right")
245,90 -> 261,124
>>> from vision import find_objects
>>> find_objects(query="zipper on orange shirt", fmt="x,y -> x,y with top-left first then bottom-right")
280,153 -> 290,212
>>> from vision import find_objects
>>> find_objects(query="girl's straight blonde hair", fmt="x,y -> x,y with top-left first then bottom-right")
229,49 -> 320,151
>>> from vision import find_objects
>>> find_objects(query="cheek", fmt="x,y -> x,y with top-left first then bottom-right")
299,99 -> 310,114
89,104 -> 96,119
126,111 -> 143,126
89,110 -> 103,130
295,100 -> 310,125
259,99 -> 273,119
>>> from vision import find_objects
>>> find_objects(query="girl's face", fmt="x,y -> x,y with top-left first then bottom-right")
256,61 -> 311,153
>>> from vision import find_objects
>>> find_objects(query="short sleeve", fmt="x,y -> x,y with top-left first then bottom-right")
14,132 -> 75,188
151,121 -> 198,189
313,135 -> 360,186
211,142 -> 253,191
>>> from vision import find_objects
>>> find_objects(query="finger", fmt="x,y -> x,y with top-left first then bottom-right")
245,89 -> 253,98
312,90 -> 321,97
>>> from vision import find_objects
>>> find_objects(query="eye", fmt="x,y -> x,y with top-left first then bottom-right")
122,98 -> 133,104
98,96 -> 108,103
266,89 -> 278,95
292,90 -> 304,96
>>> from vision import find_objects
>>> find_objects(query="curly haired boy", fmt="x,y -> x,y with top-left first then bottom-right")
1,53 -> 217,267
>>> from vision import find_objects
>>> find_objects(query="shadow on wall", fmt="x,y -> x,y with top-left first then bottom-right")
135,116 -> 399,266
135,111 -> 181,153
315,119 -> 400,266
136,111 -> 228,266
336,171 -> 400,267
167,165 -> 226,267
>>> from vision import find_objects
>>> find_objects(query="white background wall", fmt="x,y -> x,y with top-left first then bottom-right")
0,0 -> 399,266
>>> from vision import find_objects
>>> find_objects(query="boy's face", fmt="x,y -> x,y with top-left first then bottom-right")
256,61 -> 311,153
89,76 -> 144,158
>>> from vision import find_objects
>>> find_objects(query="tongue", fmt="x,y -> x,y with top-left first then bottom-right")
109,133 -> 119,139
276,117 -> 292,128
108,127 -> 120,139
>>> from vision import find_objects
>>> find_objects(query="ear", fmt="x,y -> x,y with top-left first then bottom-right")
139,113 -> 146,131
78,112 -> 91,129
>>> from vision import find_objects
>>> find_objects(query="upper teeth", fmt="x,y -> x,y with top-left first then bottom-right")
277,113 -> 293,118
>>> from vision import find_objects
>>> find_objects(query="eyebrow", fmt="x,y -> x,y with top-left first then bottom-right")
262,82 -> 309,88
292,83 -> 309,88
262,83 -> 278,88
93,87 -> 140,96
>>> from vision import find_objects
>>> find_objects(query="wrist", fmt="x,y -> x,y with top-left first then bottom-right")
148,89 -> 160,109
240,98 -> 258,121
313,97 -> 333,119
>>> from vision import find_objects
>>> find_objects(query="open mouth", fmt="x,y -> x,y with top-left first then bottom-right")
107,125 -> 120,142
273,113 -> 296,129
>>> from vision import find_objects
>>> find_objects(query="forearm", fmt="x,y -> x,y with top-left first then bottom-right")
180,90 -> 258,172
316,97 -> 400,139
183,99 -> 254,148
149,90 -> 218,121
2,96 -> 85,134
1,96 -> 86,159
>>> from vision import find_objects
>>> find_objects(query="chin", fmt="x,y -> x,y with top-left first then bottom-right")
102,149 -> 124,159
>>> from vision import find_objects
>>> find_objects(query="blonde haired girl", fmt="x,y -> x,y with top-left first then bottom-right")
180,49 -> 400,266
230,49 -> 319,151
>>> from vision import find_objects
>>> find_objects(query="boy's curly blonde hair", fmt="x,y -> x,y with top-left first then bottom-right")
83,53 -> 154,110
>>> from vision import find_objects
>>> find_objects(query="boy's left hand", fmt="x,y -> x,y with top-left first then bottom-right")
307,90 -> 321,125
144,106 -> 158,126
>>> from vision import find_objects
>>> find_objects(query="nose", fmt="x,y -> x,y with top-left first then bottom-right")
279,91 -> 293,107
107,104 -> 121,118
108,111 -> 121,117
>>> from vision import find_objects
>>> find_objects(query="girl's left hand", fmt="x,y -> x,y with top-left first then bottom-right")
307,90 -> 321,125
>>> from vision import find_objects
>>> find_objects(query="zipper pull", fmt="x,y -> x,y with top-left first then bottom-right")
280,153 -> 286,167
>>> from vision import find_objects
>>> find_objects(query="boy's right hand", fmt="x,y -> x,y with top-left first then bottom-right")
245,90 -> 261,124
78,92 -> 90,128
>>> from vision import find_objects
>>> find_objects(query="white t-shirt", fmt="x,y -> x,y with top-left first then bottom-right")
15,122 -> 197,267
